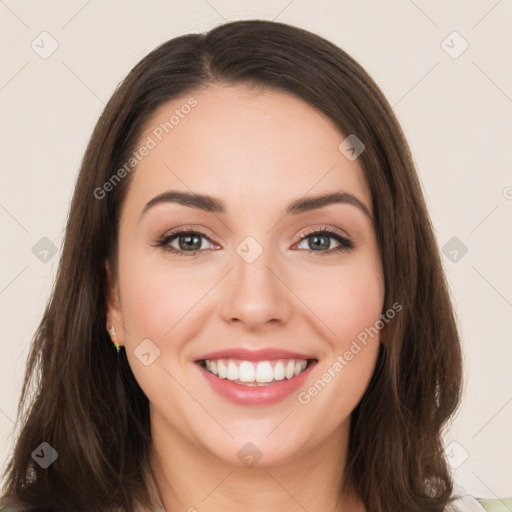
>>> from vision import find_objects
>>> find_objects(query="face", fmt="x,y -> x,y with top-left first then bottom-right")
106,83 -> 385,468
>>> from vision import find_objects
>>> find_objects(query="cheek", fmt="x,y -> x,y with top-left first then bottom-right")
294,259 -> 384,407
117,256 -> 204,411
328,266 -> 384,347
296,256 -> 384,350
116,249 -> 220,403
117,249 -> 210,342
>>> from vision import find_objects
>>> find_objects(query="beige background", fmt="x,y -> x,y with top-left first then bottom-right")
0,0 -> 511,501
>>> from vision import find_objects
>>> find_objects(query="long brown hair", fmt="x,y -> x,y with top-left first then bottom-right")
1,19 -> 463,511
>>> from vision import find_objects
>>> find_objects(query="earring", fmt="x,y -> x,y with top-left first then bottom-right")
107,325 -> 121,353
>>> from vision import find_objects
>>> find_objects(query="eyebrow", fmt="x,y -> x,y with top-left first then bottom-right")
140,190 -> 372,220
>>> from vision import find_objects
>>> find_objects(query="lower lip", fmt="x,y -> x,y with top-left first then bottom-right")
196,361 -> 317,406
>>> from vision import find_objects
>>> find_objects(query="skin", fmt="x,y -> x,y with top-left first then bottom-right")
106,83 -> 384,512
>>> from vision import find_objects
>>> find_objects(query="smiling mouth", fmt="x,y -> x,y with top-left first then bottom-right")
198,358 -> 318,387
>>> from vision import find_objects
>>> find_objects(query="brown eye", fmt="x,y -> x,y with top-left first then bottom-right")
174,233 -> 203,251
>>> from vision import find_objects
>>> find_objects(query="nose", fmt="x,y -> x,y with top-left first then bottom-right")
220,244 -> 293,331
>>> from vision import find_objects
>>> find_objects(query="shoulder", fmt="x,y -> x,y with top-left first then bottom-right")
446,484 -> 512,511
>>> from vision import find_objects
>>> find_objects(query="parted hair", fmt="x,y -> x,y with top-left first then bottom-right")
1,19 -> 463,512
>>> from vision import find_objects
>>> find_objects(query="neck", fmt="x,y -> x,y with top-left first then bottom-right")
148,411 -> 365,512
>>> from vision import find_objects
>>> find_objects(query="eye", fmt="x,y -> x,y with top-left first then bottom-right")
153,225 -> 354,257
154,227 -> 217,257
294,227 -> 354,256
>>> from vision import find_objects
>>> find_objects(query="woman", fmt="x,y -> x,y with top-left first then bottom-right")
1,19 -> 507,512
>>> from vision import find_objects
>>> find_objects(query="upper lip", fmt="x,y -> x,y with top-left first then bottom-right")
194,347 -> 317,362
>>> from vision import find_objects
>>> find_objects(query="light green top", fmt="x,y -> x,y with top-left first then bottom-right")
477,498 -> 512,511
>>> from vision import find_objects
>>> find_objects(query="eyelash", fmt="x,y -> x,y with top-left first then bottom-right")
295,227 -> 354,256
154,225 -> 354,257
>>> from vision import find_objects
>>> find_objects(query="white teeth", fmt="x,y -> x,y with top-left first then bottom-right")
273,361 -> 285,381
217,360 -> 227,379
255,361 -> 274,383
239,361 -> 256,382
202,358 -> 311,384
226,362 -> 238,381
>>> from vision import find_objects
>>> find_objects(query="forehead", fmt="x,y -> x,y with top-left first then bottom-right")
123,83 -> 371,217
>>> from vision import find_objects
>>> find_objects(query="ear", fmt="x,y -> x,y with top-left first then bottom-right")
105,259 -> 125,347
